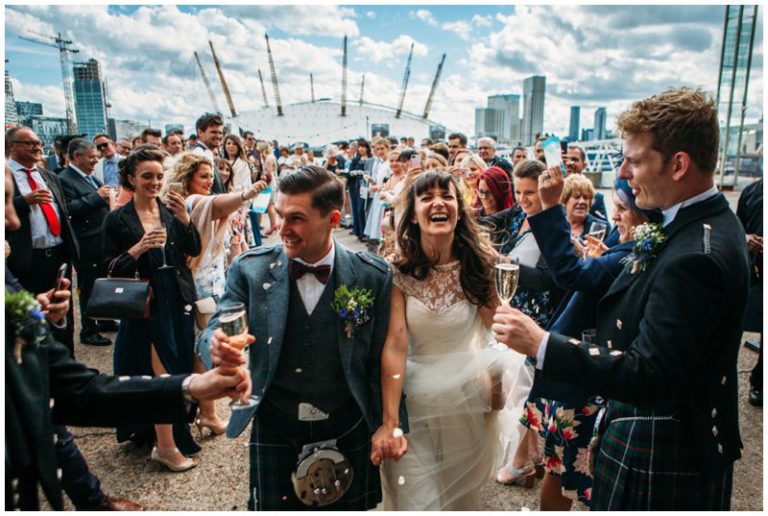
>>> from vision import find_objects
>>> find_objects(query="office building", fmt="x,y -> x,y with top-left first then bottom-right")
568,106 -> 580,142
593,107 -> 607,140
165,124 -> 184,135
474,107 -> 503,141
521,75 -> 546,146
5,71 -> 18,127
110,118 -> 148,140
487,94 -> 521,144
29,116 -> 68,150
73,58 -> 108,141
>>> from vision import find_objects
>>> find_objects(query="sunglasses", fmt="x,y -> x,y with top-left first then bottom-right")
96,142 -> 111,150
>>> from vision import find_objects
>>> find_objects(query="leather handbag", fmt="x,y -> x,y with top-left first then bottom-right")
86,255 -> 153,320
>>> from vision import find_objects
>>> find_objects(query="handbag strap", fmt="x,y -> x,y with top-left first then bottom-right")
107,253 -> 140,279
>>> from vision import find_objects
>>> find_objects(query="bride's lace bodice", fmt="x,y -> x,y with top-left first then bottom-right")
392,261 -> 480,357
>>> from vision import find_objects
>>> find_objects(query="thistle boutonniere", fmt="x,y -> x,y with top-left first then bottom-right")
621,223 -> 668,274
6,289 -> 48,364
332,285 -> 373,338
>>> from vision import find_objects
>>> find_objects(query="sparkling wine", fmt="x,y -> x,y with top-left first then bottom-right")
588,228 -> 606,241
495,263 -> 520,305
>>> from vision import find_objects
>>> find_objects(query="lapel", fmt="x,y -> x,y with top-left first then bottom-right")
333,242 -> 358,375
266,248 -> 290,378
121,200 -> 147,244
40,169 -> 66,213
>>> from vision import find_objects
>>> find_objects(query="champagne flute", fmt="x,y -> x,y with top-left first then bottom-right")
495,254 -> 520,307
220,302 -> 258,411
587,221 -> 608,242
154,223 -> 173,270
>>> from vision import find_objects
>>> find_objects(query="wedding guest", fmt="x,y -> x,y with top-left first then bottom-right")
170,153 -> 267,435
565,145 -> 608,220
458,153 -> 487,212
476,166 -> 513,218
423,151 -> 448,171
493,88 -> 749,510
256,141 -> 279,236
363,137 -> 392,246
222,134 -> 253,254
348,140 -> 371,240
737,178 -> 763,406
519,171 -> 661,509
102,145 -> 202,471
561,174 -> 609,246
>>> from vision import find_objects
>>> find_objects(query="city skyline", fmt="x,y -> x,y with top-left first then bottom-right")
5,5 -> 764,139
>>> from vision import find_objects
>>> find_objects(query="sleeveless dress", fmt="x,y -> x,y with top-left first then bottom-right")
381,261 -> 528,510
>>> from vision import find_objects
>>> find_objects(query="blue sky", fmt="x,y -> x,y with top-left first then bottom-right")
5,4 -> 763,137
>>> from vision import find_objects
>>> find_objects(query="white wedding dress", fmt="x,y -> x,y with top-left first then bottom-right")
382,262 -> 528,510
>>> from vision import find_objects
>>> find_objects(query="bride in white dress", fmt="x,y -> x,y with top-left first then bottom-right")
375,170 -> 528,510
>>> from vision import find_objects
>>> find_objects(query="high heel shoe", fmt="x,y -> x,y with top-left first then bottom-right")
531,454 -> 546,479
264,224 -> 278,236
495,463 -> 536,488
150,447 -> 198,472
194,416 -> 228,437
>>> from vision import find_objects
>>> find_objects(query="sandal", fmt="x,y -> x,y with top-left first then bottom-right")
495,463 -> 535,488
531,453 -> 545,479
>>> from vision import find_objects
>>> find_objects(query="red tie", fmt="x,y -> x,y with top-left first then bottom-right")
23,168 -> 61,237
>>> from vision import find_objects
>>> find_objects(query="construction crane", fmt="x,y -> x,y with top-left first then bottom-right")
193,51 -> 222,115
310,73 -> 316,103
20,31 -> 79,134
423,53 -> 446,119
341,35 -> 348,117
359,73 -> 365,105
395,43 -> 414,119
258,69 -> 270,108
264,33 -> 284,117
208,41 -> 237,118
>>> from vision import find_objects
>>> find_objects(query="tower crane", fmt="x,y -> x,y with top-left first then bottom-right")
264,33 -> 284,116
208,40 -> 237,118
423,53 -> 446,119
19,31 -> 79,133
258,69 -> 270,108
341,35 -> 348,117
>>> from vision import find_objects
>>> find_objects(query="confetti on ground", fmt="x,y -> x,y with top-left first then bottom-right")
398,476 -> 406,485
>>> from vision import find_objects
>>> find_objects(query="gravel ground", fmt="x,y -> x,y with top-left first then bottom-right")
54,195 -> 762,510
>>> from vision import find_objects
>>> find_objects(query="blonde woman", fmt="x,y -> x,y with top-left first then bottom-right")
459,153 -> 487,213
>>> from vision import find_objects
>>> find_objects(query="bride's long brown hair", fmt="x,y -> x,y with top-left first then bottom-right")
395,170 -> 496,307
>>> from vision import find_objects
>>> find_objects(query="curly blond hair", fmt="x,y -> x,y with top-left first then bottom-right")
561,174 -> 595,204
616,87 -> 719,173
170,153 -> 212,195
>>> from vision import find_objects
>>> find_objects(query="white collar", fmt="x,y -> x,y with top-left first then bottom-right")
69,164 -> 91,179
293,240 -> 335,269
662,185 -> 719,227
9,158 -> 34,173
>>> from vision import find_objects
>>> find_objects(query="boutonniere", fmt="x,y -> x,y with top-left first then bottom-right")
621,223 -> 668,274
6,289 -> 48,364
332,285 -> 373,338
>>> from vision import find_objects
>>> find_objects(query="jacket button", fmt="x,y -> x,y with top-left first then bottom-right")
712,425 -> 718,436
721,376 -> 727,385
57,468 -> 63,480
616,319 -> 623,330
717,443 -> 723,454
49,398 -> 55,409
711,408 -> 718,418
606,340 -> 613,348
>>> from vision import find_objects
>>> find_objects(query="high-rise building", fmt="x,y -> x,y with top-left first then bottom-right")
73,58 -> 108,141
110,118 -> 148,140
593,107 -> 607,140
487,94 -> 521,144
5,71 -> 19,127
165,124 -> 184,135
521,75 -> 546,146
29,116 -> 68,150
15,101 -> 43,126
581,128 -> 594,141
474,107 -> 503,141
716,5 -> 759,181
568,106 -> 581,142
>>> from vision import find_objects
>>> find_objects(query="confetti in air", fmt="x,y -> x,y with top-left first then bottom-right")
393,428 -> 404,438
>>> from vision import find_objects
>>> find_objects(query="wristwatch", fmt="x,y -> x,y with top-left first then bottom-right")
181,374 -> 200,404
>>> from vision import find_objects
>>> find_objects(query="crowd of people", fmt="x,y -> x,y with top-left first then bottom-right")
5,87 -> 762,511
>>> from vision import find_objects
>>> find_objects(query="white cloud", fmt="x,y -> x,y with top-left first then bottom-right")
472,15 -> 493,27
441,21 -> 473,41
353,35 -> 428,65
366,11 -> 376,20
411,9 -> 437,27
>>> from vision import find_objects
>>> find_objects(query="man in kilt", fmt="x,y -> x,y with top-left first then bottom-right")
492,88 -> 749,510
200,166 -> 408,510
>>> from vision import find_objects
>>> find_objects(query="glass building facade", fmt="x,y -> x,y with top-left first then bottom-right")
73,58 -> 108,141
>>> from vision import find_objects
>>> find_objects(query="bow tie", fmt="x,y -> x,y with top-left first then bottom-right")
288,260 -> 331,284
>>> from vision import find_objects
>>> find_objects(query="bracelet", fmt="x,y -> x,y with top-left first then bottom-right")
240,191 -> 249,204
181,373 -> 200,403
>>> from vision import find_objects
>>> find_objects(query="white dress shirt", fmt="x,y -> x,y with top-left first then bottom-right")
9,158 -> 64,249
191,143 -> 216,166
70,164 -> 100,189
534,184 -> 721,370
293,242 -> 335,315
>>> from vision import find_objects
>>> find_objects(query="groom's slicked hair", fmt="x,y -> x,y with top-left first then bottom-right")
278,165 -> 343,215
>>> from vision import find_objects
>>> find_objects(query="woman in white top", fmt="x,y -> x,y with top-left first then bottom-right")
223,135 -> 254,253
256,141 -> 279,236
362,138 -> 392,243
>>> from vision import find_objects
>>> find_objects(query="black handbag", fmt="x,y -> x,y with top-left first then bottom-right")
86,255 -> 153,320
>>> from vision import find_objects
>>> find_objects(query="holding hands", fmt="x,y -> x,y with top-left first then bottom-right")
370,424 -> 408,466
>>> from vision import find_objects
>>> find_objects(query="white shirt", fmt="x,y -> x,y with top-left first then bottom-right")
293,242 -> 335,315
70,164 -> 99,189
9,158 -> 65,249
192,143 -> 216,166
534,184 -> 721,370
662,185 -> 719,227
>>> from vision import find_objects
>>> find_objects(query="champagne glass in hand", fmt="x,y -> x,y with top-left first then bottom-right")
154,223 -> 173,270
220,302 -> 259,411
587,221 -> 608,242
495,254 -> 520,307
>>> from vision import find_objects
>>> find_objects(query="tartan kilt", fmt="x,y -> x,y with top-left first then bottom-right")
591,401 -> 733,511
248,403 -> 381,511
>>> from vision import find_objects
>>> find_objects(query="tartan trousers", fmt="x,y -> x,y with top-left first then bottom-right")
248,402 -> 381,511
591,401 -> 733,511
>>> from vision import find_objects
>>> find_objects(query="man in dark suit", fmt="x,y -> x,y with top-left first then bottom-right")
477,136 -> 513,177
200,166 -> 407,510
493,88 -> 749,510
6,127 -> 79,354
59,138 -> 113,346
5,163 -> 252,511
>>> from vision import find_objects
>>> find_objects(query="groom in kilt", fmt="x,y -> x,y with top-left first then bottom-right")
200,166 -> 408,510
493,88 -> 749,510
